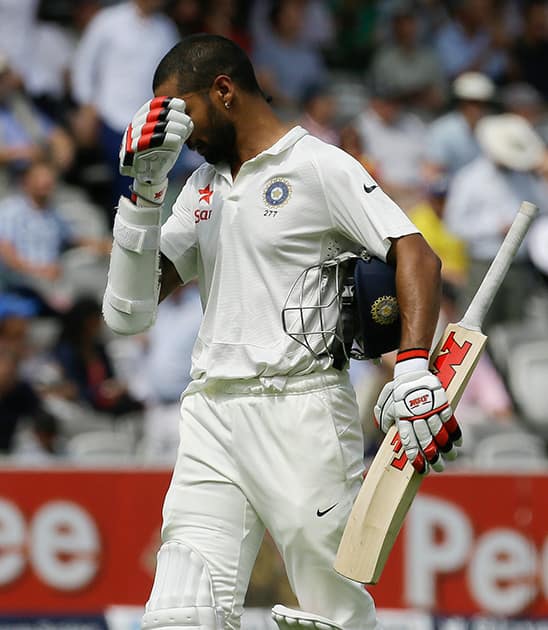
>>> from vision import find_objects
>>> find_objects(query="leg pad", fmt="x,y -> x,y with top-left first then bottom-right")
142,540 -> 222,630
272,605 -> 344,630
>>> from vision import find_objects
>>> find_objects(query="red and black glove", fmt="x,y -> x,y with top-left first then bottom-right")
119,97 -> 193,205
374,348 -> 462,473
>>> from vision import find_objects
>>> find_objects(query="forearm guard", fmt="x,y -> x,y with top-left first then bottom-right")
102,195 -> 162,335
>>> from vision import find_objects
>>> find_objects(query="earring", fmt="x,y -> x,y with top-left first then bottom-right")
224,101 -> 230,109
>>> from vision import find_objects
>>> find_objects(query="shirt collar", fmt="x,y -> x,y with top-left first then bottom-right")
256,125 -> 309,158
214,126 -> 309,180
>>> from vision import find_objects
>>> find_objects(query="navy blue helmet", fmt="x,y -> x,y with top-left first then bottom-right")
351,255 -> 401,360
282,252 -> 401,366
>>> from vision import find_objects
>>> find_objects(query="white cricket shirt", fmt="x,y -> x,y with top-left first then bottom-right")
161,127 -> 418,388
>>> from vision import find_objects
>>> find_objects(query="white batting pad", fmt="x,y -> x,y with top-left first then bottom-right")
142,540 -> 221,630
272,605 -> 343,630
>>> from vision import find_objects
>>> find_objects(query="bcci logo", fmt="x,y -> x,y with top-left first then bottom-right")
263,178 -> 292,208
371,296 -> 399,325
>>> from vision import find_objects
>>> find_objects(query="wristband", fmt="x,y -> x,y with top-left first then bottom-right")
130,179 -> 168,208
394,348 -> 429,377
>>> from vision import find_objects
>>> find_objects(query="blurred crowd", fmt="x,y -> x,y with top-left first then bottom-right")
1,0 -> 548,467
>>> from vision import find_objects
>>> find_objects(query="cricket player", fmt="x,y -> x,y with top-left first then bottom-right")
103,34 -> 461,630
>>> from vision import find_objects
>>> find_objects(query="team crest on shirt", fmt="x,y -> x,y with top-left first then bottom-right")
263,177 -> 292,208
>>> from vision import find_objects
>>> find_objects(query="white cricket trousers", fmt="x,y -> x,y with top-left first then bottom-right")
156,369 -> 379,630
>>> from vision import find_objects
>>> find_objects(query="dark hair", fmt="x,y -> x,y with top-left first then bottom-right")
153,33 -> 262,95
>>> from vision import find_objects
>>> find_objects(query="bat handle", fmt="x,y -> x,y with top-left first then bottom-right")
460,201 -> 539,331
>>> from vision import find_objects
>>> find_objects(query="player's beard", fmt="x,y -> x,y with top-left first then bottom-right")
200,99 -> 237,165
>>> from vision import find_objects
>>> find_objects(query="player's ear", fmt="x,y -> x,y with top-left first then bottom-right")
212,75 -> 234,109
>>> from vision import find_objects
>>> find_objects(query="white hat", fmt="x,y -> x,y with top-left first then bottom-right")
476,113 -> 546,171
528,214 -> 548,277
453,72 -> 495,101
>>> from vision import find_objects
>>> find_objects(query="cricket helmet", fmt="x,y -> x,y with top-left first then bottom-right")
282,251 -> 401,366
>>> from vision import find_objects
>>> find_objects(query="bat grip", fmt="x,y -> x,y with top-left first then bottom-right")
460,201 -> 539,331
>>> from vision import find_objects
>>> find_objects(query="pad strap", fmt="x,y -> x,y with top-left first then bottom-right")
113,213 -> 160,253
103,286 -> 157,315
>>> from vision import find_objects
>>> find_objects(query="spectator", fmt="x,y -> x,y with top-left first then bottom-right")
352,80 -> 427,209
423,71 -> 495,180
501,80 -> 544,118
298,0 -> 336,50
0,292 -> 36,355
0,0 -> 39,85
0,340 -> 58,455
201,0 -> 252,53
408,176 -> 469,288
434,0 -> 510,81
374,0 -> 450,45
0,160 -> 110,314
510,0 -> 548,102
250,0 -> 336,51
338,124 -> 378,180
252,0 -> 328,118
71,0 -> 179,207
12,406 -> 62,462
0,290 -> 63,462
368,1 -> 446,118
500,81 -> 548,144
51,296 -> 144,417
296,83 -> 339,145
167,0 -> 204,36
528,212 -> 548,289
324,1 -> 378,71
0,53 -> 74,196
444,113 -> 548,329
25,13 -> 78,124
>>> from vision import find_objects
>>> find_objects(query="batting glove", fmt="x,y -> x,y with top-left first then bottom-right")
119,97 -> 193,205
374,349 -> 462,474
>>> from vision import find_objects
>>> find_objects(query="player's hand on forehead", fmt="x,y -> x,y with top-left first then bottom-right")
132,96 -> 189,124
120,96 -> 194,187
129,98 -> 192,147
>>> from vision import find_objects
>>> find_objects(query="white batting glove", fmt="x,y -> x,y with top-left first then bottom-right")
119,96 -> 193,205
374,349 -> 462,474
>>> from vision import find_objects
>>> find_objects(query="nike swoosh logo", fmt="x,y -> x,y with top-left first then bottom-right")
316,503 -> 338,517
364,184 -> 378,193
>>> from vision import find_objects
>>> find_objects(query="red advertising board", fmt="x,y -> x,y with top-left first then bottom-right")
374,472 -> 547,618
0,468 -> 168,613
0,468 -> 546,617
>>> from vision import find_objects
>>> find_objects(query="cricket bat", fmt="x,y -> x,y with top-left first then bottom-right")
334,200 -> 539,584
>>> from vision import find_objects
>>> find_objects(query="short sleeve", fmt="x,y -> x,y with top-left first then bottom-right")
161,183 -> 199,284
314,145 -> 419,261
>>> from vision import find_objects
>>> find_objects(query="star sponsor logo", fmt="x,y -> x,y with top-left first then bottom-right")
263,177 -> 292,209
198,184 -> 214,204
194,208 -> 212,224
